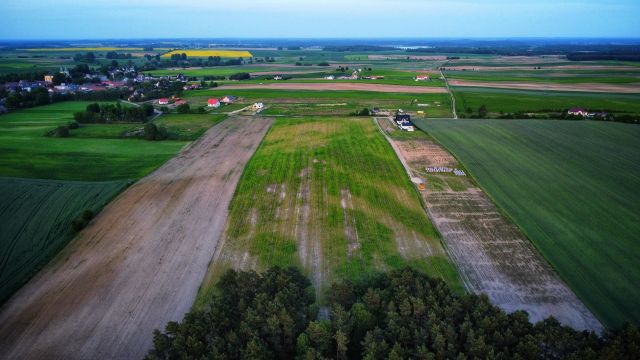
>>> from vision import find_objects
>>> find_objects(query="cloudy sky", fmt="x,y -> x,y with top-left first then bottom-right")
1,0 -> 639,39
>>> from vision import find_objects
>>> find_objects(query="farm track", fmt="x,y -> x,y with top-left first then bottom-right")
375,118 -> 603,332
448,79 -> 640,93
0,116 -> 273,360
218,82 -> 449,93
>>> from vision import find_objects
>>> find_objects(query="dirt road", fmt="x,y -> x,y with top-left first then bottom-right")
448,79 -> 640,93
0,117 -> 273,359
219,82 -> 449,93
376,118 -> 602,332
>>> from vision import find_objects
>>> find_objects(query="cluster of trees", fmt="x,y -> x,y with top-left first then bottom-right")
105,51 -> 133,59
144,122 -> 168,141
324,45 -> 395,52
229,72 -> 251,81
147,267 -> 639,359
73,102 -> 154,123
460,104 -> 489,119
350,108 -> 371,117
4,87 -> 50,109
73,52 -> 96,63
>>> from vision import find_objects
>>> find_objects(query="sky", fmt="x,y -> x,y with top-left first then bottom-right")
1,0 -> 639,40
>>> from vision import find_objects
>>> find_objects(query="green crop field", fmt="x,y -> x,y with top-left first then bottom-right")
0,177 -> 128,303
0,102 -> 188,181
153,113 -> 226,140
185,88 -> 453,117
197,117 -> 462,303
417,119 -> 640,328
445,70 -> 640,85
452,87 -> 640,115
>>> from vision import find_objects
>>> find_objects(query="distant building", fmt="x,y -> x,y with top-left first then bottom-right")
568,107 -> 588,116
324,75 -> 335,80
44,75 -> 54,83
158,98 -> 169,105
252,102 -> 264,111
207,98 -> 220,108
415,75 -> 430,81
221,95 -> 236,104
273,75 -> 283,80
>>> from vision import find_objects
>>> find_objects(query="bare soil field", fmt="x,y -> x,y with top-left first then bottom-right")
448,79 -> 640,93
219,82 -> 449,93
0,117 -> 273,360
376,118 -> 602,332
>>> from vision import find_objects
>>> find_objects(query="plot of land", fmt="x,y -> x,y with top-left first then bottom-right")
0,177 -> 128,304
377,118 -> 602,332
448,79 -> 640,93
0,117 -> 273,359
418,119 -> 640,329
197,117 -> 462,304
161,49 -> 253,58
218,82 -> 449,93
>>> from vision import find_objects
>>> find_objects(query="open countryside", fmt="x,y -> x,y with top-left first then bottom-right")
1,1 -> 640,358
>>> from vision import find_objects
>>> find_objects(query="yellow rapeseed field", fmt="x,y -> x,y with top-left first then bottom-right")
161,50 -> 253,58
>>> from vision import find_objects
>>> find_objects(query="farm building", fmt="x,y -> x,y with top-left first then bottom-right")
207,98 -> 220,108
324,75 -> 335,80
415,75 -> 430,81
568,107 -> 588,116
273,75 -> 283,80
252,102 -> 264,111
221,95 -> 236,104
44,75 -> 54,83
158,98 -> 169,105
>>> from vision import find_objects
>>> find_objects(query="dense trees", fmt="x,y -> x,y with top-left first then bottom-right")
229,72 -> 251,81
73,102 -> 149,123
147,267 -> 314,359
148,267 -> 639,359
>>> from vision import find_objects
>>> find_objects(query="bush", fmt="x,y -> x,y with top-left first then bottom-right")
50,125 -> 70,138
67,120 -> 79,129
144,122 -> 168,141
176,103 -> 190,114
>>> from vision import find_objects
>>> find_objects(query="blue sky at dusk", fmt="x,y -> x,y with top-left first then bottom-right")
1,0 -> 639,39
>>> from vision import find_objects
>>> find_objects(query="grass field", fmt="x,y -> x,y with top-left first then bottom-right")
22,47 -> 144,52
445,70 -> 640,85
452,87 -> 640,115
0,177 -> 128,303
0,102 -> 188,181
153,113 -> 226,140
185,88 -> 453,117
197,117 -> 462,304
161,50 -> 253,58
417,119 -> 640,328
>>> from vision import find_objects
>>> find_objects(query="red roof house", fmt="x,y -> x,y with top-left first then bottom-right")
207,98 -> 220,108
158,98 -> 169,105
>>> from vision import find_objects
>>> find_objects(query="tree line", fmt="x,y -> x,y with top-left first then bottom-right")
147,267 -> 639,359
73,102 -> 154,123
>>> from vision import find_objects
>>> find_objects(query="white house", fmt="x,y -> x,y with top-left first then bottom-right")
415,75 -> 430,81
568,107 -> 588,116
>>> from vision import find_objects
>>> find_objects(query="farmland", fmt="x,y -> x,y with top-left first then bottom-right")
0,101 -> 188,180
451,86 -> 640,116
419,119 -> 640,328
161,49 -> 253,58
185,88 -> 454,117
198,117 -> 462,304
0,177 -> 128,304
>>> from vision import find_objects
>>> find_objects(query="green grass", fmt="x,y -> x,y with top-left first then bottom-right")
0,177 -> 128,303
185,88 -> 453,117
0,102 -> 189,181
446,70 -> 640,85
417,119 -> 640,328
452,87 -> 640,115
153,113 -> 226,140
198,117 -> 462,302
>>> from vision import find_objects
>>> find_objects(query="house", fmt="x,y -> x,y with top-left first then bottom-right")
415,75 -> 430,81
252,102 -> 264,111
158,98 -> 169,105
364,75 -> 385,80
568,107 -> 588,116
324,75 -> 335,80
44,75 -> 54,83
173,100 -> 187,106
221,95 -> 236,104
207,98 -> 220,108
273,75 -> 283,80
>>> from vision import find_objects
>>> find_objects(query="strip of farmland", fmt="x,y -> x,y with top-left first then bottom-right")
448,79 -> 640,93
375,117 -> 602,332
197,117 -> 462,304
218,82 -> 449,93
0,116 -> 273,359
